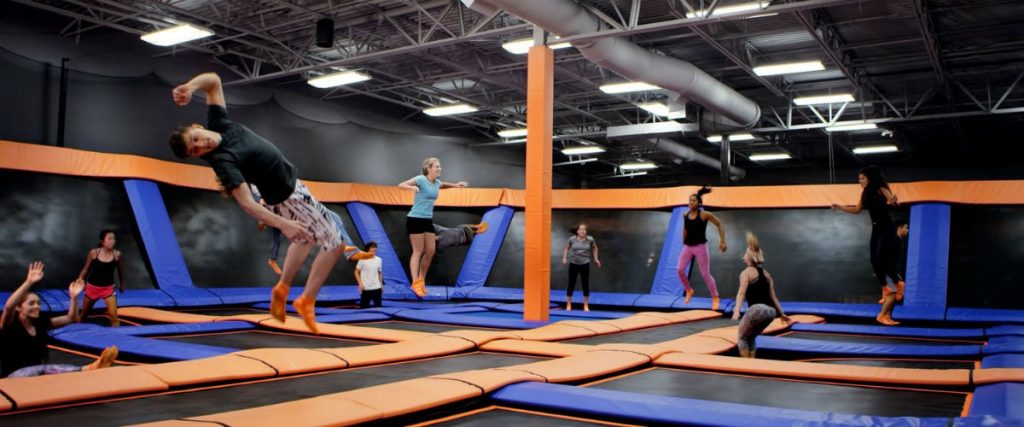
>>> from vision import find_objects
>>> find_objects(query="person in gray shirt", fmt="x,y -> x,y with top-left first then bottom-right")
561,223 -> 601,312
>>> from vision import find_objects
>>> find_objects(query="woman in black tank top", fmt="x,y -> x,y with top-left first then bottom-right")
76,230 -> 125,327
676,186 -> 728,310
831,166 -> 904,326
731,232 -> 789,358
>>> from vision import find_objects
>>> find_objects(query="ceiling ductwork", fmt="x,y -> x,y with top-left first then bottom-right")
462,0 -> 761,128
646,138 -> 746,181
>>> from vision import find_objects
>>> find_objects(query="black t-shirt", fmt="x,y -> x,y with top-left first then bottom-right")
1,316 -> 53,377
745,267 -> 773,309
203,105 -> 297,205
861,187 -> 894,231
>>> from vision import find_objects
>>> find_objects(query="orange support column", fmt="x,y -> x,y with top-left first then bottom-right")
523,42 -> 554,322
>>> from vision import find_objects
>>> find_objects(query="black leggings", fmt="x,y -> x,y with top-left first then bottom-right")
567,262 -> 590,297
869,226 -> 903,287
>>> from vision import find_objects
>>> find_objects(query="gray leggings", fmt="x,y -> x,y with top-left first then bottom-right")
8,363 -> 81,378
737,304 -> 777,352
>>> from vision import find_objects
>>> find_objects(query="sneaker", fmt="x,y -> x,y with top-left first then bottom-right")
270,283 -> 290,322
268,259 -> 282,276
683,288 -> 694,304
411,278 -> 427,298
86,346 -> 119,370
896,281 -> 906,301
711,297 -> 721,311
475,222 -> 489,234
349,251 -> 375,261
293,295 -> 320,335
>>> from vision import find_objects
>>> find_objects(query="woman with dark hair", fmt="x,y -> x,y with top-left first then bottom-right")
677,186 -> 727,310
832,166 -> 905,325
732,232 -> 790,358
561,223 -> 601,311
1,262 -> 118,378
77,229 -> 125,327
399,157 -> 468,298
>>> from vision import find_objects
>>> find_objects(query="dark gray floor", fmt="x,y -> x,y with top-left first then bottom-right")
46,347 -> 98,367
781,331 -> 983,346
363,321 -> 495,333
2,353 -> 546,426
566,317 -> 738,345
433,408 -> 616,426
156,330 -> 372,350
588,368 -> 966,417
808,359 -> 976,369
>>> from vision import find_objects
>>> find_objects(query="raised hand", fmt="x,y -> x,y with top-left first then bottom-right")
25,261 -> 45,284
68,279 -> 85,298
172,83 -> 195,106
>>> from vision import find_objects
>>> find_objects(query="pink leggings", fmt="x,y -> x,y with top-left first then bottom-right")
676,243 -> 719,298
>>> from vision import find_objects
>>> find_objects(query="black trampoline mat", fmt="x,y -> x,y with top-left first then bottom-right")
432,407 -> 625,426
45,347 -> 97,367
362,321 -> 496,333
155,330 -> 372,349
589,368 -> 966,417
567,317 -> 738,345
780,331 -> 980,346
807,359 -> 976,370
1,353 -> 545,426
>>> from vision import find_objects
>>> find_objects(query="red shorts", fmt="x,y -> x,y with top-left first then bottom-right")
85,283 -> 115,300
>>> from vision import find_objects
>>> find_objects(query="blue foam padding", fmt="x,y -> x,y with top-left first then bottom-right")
970,383 -> 1024,419
346,202 -> 409,288
988,325 -> 1024,337
490,303 -> 628,320
37,289 -> 69,312
757,336 -> 983,357
982,354 -> 1024,368
161,287 -> 224,307
372,300 -> 461,309
455,205 -> 514,288
206,287 -> 273,305
492,382 -> 956,427
632,294 -> 681,309
584,292 -> 643,307
948,308 -> 1024,324
313,312 -> 394,324
671,297 -> 733,311
308,285 -> 360,302
650,206 -> 689,296
790,323 -> 986,339
76,290 -> 178,310
462,286 -> 524,301
392,309 -> 547,330
52,324 -> 236,361
123,179 -> 195,288
905,203 -> 950,308
382,285 -> 451,301
115,321 -> 255,337
984,338 -> 1024,356
776,302 -> 945,320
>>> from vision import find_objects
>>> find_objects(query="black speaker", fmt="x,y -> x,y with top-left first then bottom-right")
316,18 -> 334,48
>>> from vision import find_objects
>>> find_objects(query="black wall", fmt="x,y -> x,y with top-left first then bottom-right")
948,205 -> 1024,309
0,171 -> 152,292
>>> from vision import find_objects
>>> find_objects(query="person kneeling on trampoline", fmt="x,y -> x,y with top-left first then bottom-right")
731,232 -> 790,358
434,222 -> 488,251
1,262 -> 118,378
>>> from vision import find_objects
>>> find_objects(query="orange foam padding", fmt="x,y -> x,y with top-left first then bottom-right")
438,329 -> 524,346
973,368 -> 1024,385
430,368 -> 547,393
500,349 -> 651,383
655,353 -> 972,386
514,323 -> 605,341
637,310 -> 723,323
656,335 -> 740,354
233,348 -> 348,375
0,366 -> 168,410
479,339 -> 592,357
318,335 -> 477,368
133,394 -> 385,427
138,354 -> 277,387
523,44 -> 555,322
556,320 -> 628,335
765,315 -> 826,332
6,139 -> 1024,207
593,343 -> 678,360
118,307 -> 220,323
250,317 -> 430,342
0,393 -> 11,412
129,421 -> 212,427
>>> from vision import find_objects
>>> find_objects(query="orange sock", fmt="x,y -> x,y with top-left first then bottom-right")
268,259 -> 282,275
271,281 -> 291,322
683,288 -> 694,304
293,295 -> 319,334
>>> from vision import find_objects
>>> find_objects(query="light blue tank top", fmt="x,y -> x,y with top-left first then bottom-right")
408,175 -> 441,218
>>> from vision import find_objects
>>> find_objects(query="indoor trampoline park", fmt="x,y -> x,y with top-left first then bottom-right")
1,1 -> 1023,426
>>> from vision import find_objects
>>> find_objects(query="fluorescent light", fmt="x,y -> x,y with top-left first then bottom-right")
307,70 -> 371,88
636,102 -> 687,119
423,103 -> 478,116
620,162 -> 657,171
611,171 -> 648,178
825,122 -> 878,132
599,81 -> 660,94
497,128 -> 528,138
561,146 -> 605,155
753,60 -> 824,76
686,2 -> 766,18
141,24 -> 214,46
707,133 -> 756,143
793,94 -> 855,105
853,145 -> 899,154
749,153 -> 791,161
501,37 -> 572,54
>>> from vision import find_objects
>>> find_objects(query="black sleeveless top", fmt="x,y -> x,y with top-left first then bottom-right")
683,210 -> 709,246
746,266 -> 773,308
87,251 -> 117,287
861,187 -> 894,231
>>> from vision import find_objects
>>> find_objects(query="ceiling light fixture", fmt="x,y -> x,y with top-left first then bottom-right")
749,153 -> 791,161
141,24 -> 214,46
307,70 -> 371,88
753,60 -> 825,76
707,133 -> 756,143
501,37 -> 572,54
497,128 -> 528,138
599,81 -> 660,94
561,146 -> 606,155
793,94 -> 855,105
825,123 -> 878,132
852,145 -> 899,154
423,103 -> 479,116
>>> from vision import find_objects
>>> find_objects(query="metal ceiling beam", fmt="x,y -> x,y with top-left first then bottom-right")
912,0 -> 946,83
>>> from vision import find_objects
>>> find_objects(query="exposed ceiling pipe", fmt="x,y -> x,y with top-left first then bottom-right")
462,0 -> 761,128
646,138 -> 746,181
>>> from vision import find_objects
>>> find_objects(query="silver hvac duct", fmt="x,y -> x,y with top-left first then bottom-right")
646,138 -> 746,181
462,0 -> 761,128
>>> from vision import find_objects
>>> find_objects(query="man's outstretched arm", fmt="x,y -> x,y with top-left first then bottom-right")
173,72 -> 226,107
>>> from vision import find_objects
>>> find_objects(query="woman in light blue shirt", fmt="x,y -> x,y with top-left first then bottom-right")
399,157 -> 468,297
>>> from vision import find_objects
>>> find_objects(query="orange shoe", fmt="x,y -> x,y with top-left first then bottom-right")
711,297 -> 721,311
349,251 -> 375,261
475,222 -> 489,234
268,259 -> 282,276
271,283 -> 290,322
411,278 -> 427,298
293,295 -> 320,334
85,346 -> 119,370
683,288 -> 694,304
896,281 -> 906,301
